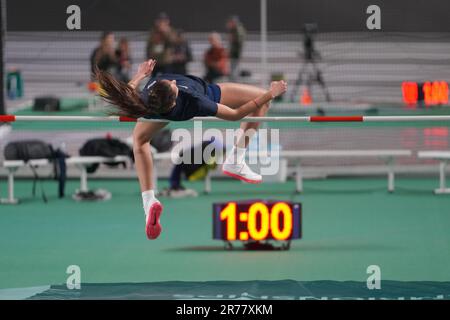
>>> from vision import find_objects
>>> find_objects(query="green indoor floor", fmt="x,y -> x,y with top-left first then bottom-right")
1,177 -> 450,293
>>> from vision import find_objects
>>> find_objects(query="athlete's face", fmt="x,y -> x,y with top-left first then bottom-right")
160,79 -> 178,109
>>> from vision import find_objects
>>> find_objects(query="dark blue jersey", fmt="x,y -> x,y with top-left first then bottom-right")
140,74 -> 220,121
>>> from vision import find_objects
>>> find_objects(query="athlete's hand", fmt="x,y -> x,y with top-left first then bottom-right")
269,80 -> 288,98
137,59 -> 157,78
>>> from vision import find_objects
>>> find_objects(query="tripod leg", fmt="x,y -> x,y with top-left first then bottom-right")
312,62 -> 331,102
306,73 -> 313,103
290,63 -> 307,102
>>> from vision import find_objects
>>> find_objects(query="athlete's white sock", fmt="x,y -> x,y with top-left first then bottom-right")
142,190 -> 156,215
226,146 -> 247,165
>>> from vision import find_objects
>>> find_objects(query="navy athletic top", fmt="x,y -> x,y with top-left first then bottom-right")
140,74 -> 220,121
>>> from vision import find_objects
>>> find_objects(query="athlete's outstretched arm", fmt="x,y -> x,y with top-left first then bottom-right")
216,80 -> 287,121
128,59 -> 157,89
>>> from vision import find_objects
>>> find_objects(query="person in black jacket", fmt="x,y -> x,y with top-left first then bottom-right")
170,30 -> 192,75
90,32 -> 119,80
115,37 -> 132,83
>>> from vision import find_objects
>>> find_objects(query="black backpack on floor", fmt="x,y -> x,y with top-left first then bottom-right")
4,140 -> 68,202
79,138 -> 132,173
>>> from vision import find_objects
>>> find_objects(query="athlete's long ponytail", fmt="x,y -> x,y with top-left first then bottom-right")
95,68 -> 150,118
94,69 -> 176,118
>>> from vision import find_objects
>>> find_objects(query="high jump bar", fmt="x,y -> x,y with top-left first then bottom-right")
2,115 -> 450,123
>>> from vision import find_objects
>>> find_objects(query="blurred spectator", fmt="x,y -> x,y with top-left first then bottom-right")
226,15 -> 246,81
160,138 -> 223,198
90,31 -> 119,80
171,30 -> 192,74
115,37 -> 132,82
203,32 -> 230,83
146,12 -> 176,75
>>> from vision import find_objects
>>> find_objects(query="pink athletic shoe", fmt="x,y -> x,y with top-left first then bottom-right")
145,201 -> 163,240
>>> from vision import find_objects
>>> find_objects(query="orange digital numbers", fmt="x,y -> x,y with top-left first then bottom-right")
270,202 -> 293,240
402,81 -> 448,106
423,81 -> 449,106
219,201 -> 294,241
220,202 -> 237,240
248,202 -> 270,240
402,82 -> 418,105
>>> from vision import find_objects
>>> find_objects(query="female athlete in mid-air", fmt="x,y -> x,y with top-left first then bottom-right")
96,59 -> 287,240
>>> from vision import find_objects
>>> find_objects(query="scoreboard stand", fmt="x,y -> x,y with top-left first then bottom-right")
224,240 -> 292,251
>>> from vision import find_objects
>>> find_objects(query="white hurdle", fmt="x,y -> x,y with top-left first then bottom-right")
1,156 -> 130,204
248,150 -> 413,193
418,151 -> 450,194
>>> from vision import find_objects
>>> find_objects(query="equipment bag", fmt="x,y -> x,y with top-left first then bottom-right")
33,96 -> 61,112
79,137 -> 132,173
4,140 -> 67,202
4,140 -> 53,161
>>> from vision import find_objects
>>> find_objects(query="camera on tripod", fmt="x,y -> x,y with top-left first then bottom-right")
302,23 -> 319,62
289,23 -> 331,103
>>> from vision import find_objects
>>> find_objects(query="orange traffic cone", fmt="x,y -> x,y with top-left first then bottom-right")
301,88 -> 312,105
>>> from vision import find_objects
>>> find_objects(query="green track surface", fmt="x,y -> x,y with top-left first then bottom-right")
1,177 -> 449,291
3,99 -> 450,298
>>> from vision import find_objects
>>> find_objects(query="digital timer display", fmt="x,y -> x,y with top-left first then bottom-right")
213,200 -> 302,241
402,81 -> 449,105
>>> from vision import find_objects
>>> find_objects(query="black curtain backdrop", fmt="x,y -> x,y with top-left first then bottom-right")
6,0 -> 450,32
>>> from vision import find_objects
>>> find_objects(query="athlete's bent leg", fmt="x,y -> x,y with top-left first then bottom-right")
133,122 -> 168,239
218,83 -> 271,183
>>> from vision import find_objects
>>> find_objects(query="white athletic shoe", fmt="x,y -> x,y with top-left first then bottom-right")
170,188 -> 198,198
159,187 -> 199,198
222,162 -> 262,184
